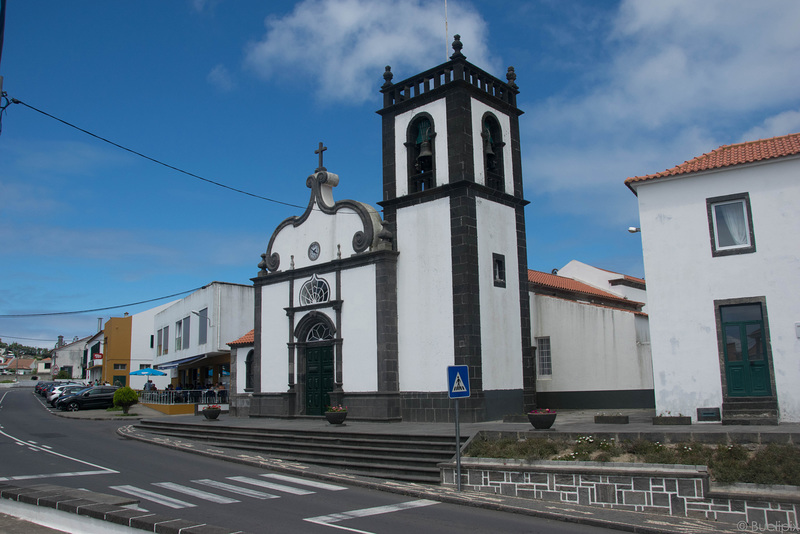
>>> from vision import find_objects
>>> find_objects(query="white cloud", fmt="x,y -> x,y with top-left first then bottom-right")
243,0 -> 492,103
207,64 -> 236,92
526,0 -> 800,198
739,109 -> 800,142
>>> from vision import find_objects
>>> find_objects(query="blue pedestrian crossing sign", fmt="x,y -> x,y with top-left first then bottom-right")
447,365 -> 470,398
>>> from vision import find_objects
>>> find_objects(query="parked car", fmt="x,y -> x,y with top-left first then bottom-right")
48,385 -> 88,406
56,386 -> 119,412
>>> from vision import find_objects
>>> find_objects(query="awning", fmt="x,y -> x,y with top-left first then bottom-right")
155,355 -> 204,370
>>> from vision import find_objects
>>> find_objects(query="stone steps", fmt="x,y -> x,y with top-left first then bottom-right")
722,397 -> 779,425
134,420 -> 467,483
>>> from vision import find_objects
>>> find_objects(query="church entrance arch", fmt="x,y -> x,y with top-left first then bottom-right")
294,313 -> 336,416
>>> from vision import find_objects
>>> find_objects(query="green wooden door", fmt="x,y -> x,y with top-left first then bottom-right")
721,303 -> 771,397
305,345 -> 334,415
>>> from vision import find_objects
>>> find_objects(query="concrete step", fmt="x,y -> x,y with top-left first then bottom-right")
134,420 -> 466,483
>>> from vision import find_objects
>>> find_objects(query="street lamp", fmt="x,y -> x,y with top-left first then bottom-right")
191,310 -> 214,327
628,227 -> 641,233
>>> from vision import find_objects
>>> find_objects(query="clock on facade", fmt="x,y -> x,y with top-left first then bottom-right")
308,241 -> 321,261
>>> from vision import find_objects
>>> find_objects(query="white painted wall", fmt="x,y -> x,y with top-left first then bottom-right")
470,99 -> 514,193
558,260 -> 648,312
260,282 -> 290,392
271,203 -> 379,272
154,283 -> 254,367
129,302 -> 174,390
476,198 -> 523,390
634,156 -> 800,421
232,345 -> 252,394
394,99 -> 449,197
397,197 -> 454,391
340,265 -> 378,391
532,295 -> 653,393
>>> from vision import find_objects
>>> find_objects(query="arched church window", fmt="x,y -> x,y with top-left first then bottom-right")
299,274 -> 330,305
482,114 -> 505,192
306,322 -> 333,342
244,349 -> 254,391
406,114 -> 436,193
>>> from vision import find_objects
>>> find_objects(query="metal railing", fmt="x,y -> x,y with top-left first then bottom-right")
139,389 -> 228,405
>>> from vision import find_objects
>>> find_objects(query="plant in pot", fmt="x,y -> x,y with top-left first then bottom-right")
527,408 -> 557,429
202,404 -> 222,420
594,412 -> 629,424
113,386 -> 139,415
325,404 -> 348,425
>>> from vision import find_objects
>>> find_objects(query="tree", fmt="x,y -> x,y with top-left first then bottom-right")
113,387 -> 139,415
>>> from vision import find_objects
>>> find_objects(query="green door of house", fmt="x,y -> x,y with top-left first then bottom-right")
305,345 -> 334,415
721,303 -> 771,397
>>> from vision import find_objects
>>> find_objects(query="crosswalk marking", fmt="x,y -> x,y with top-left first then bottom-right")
261,474 -> 347,491
305,499 -> 440,531
192,478 -> 279,499
153,482 -> 240,504
228,476 -> 315,495
110,485 -> 196,509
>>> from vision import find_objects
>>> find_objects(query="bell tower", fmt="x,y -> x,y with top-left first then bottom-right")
378,36 -> 533,421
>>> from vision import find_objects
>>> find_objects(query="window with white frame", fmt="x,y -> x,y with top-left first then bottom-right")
493,253 -> 506,288
536,337 -> 552,377
113,364 -> 126,370
707,193 -> 755,257
156,328 -> 163,356
175,320 -> 183,351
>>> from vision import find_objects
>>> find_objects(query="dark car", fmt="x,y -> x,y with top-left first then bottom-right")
56,386 -> 119,412
49,385 -> 89,407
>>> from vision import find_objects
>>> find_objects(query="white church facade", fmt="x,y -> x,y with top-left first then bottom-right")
241,37 -> 533,422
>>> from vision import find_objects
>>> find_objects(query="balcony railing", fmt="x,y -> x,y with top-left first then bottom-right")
139,389 -> 228,405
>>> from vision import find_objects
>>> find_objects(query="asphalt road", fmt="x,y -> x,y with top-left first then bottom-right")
0,388 -> 624,533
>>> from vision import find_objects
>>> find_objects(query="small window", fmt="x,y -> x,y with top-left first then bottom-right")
482,114 -> 505,192
156,329 -> 163,356
536,337 -> 552,377
300,274 -> 330,305
493,253 -> 506,288
198,308 -> 209,345
139,364 -> 151,370
113,364 -> 126,370
406,114 -> 436,193
707,193 -> 755,257
175,320 -> 183,351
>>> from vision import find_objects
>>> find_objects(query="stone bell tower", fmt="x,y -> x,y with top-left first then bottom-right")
378,36 -> 533,421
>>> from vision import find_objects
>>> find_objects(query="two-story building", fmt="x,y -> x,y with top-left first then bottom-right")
626,132 -> 800,423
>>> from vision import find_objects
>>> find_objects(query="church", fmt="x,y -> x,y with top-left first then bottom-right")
242,36 -> 533,423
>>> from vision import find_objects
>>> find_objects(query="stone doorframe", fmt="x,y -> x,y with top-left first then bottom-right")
291,312 -> 341,415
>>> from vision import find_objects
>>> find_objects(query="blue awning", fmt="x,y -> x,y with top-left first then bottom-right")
155,355 -> 204,370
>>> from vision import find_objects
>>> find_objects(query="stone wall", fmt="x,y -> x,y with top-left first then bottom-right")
440,458 -> 799,527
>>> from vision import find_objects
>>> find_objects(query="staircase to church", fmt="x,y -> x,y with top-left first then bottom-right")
134,420 -> 468,484
722,397 -> 779,425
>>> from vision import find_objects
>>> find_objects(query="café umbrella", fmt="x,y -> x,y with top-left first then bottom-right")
129,368 -> 167,377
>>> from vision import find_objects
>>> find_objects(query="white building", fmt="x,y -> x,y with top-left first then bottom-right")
243,37 -> 531,422
154,282 -> 253,390
51,335 -> 92,379
626,132 -> 800,423
128,302 -> 174,390
530,266 -> 652,409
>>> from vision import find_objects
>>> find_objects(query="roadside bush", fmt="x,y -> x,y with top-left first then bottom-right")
113,386 -> 139,414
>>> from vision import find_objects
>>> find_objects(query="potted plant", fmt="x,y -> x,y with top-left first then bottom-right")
113,386 -> 139,415
202,404 -> 222,420
324,405 -> 348,425
527,408 -> 557,429
594,412 -> 629,424
652,411 -> 691,425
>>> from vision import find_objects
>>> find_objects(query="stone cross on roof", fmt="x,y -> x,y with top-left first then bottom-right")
315,142 -> 327,172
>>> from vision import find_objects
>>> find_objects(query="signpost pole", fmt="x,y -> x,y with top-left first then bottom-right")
455,397 -> 461,491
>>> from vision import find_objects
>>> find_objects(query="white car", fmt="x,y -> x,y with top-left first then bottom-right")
47,384 -> 83,406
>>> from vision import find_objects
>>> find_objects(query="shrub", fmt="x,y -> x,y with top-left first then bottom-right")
113,387 -> 139,414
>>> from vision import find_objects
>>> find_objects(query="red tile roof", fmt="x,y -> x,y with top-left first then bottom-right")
228,329 -> 254,347
529,270 -> 644,311
625,132 -> 800,189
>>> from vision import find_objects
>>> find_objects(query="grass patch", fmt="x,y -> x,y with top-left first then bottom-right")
464,435 -> 800,486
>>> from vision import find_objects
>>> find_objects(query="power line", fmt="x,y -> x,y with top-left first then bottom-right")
0,287 -> 203,318
0,335 -> 58,342
6,97 -> 308,210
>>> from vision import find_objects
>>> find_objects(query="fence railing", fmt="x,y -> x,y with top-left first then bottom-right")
139,389 -> 228,405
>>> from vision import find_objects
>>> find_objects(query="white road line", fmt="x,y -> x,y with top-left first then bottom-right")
153,482 -> 240,504
192,479 -> 279,500
228,476 -> 315,495
261,474 -> 348,491
110,485 -> 196,509
0,470 -> 115,482
305,500 -> 440,533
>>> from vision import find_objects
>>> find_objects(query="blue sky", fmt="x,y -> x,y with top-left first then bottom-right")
1,0 -> 799,348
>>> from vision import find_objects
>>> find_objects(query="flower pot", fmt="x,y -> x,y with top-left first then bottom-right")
652,416 -> 691,425
594,415 -> 629,424
325,411 -> 347,425
202,408 -> 221,420
527,413 -> 556,429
